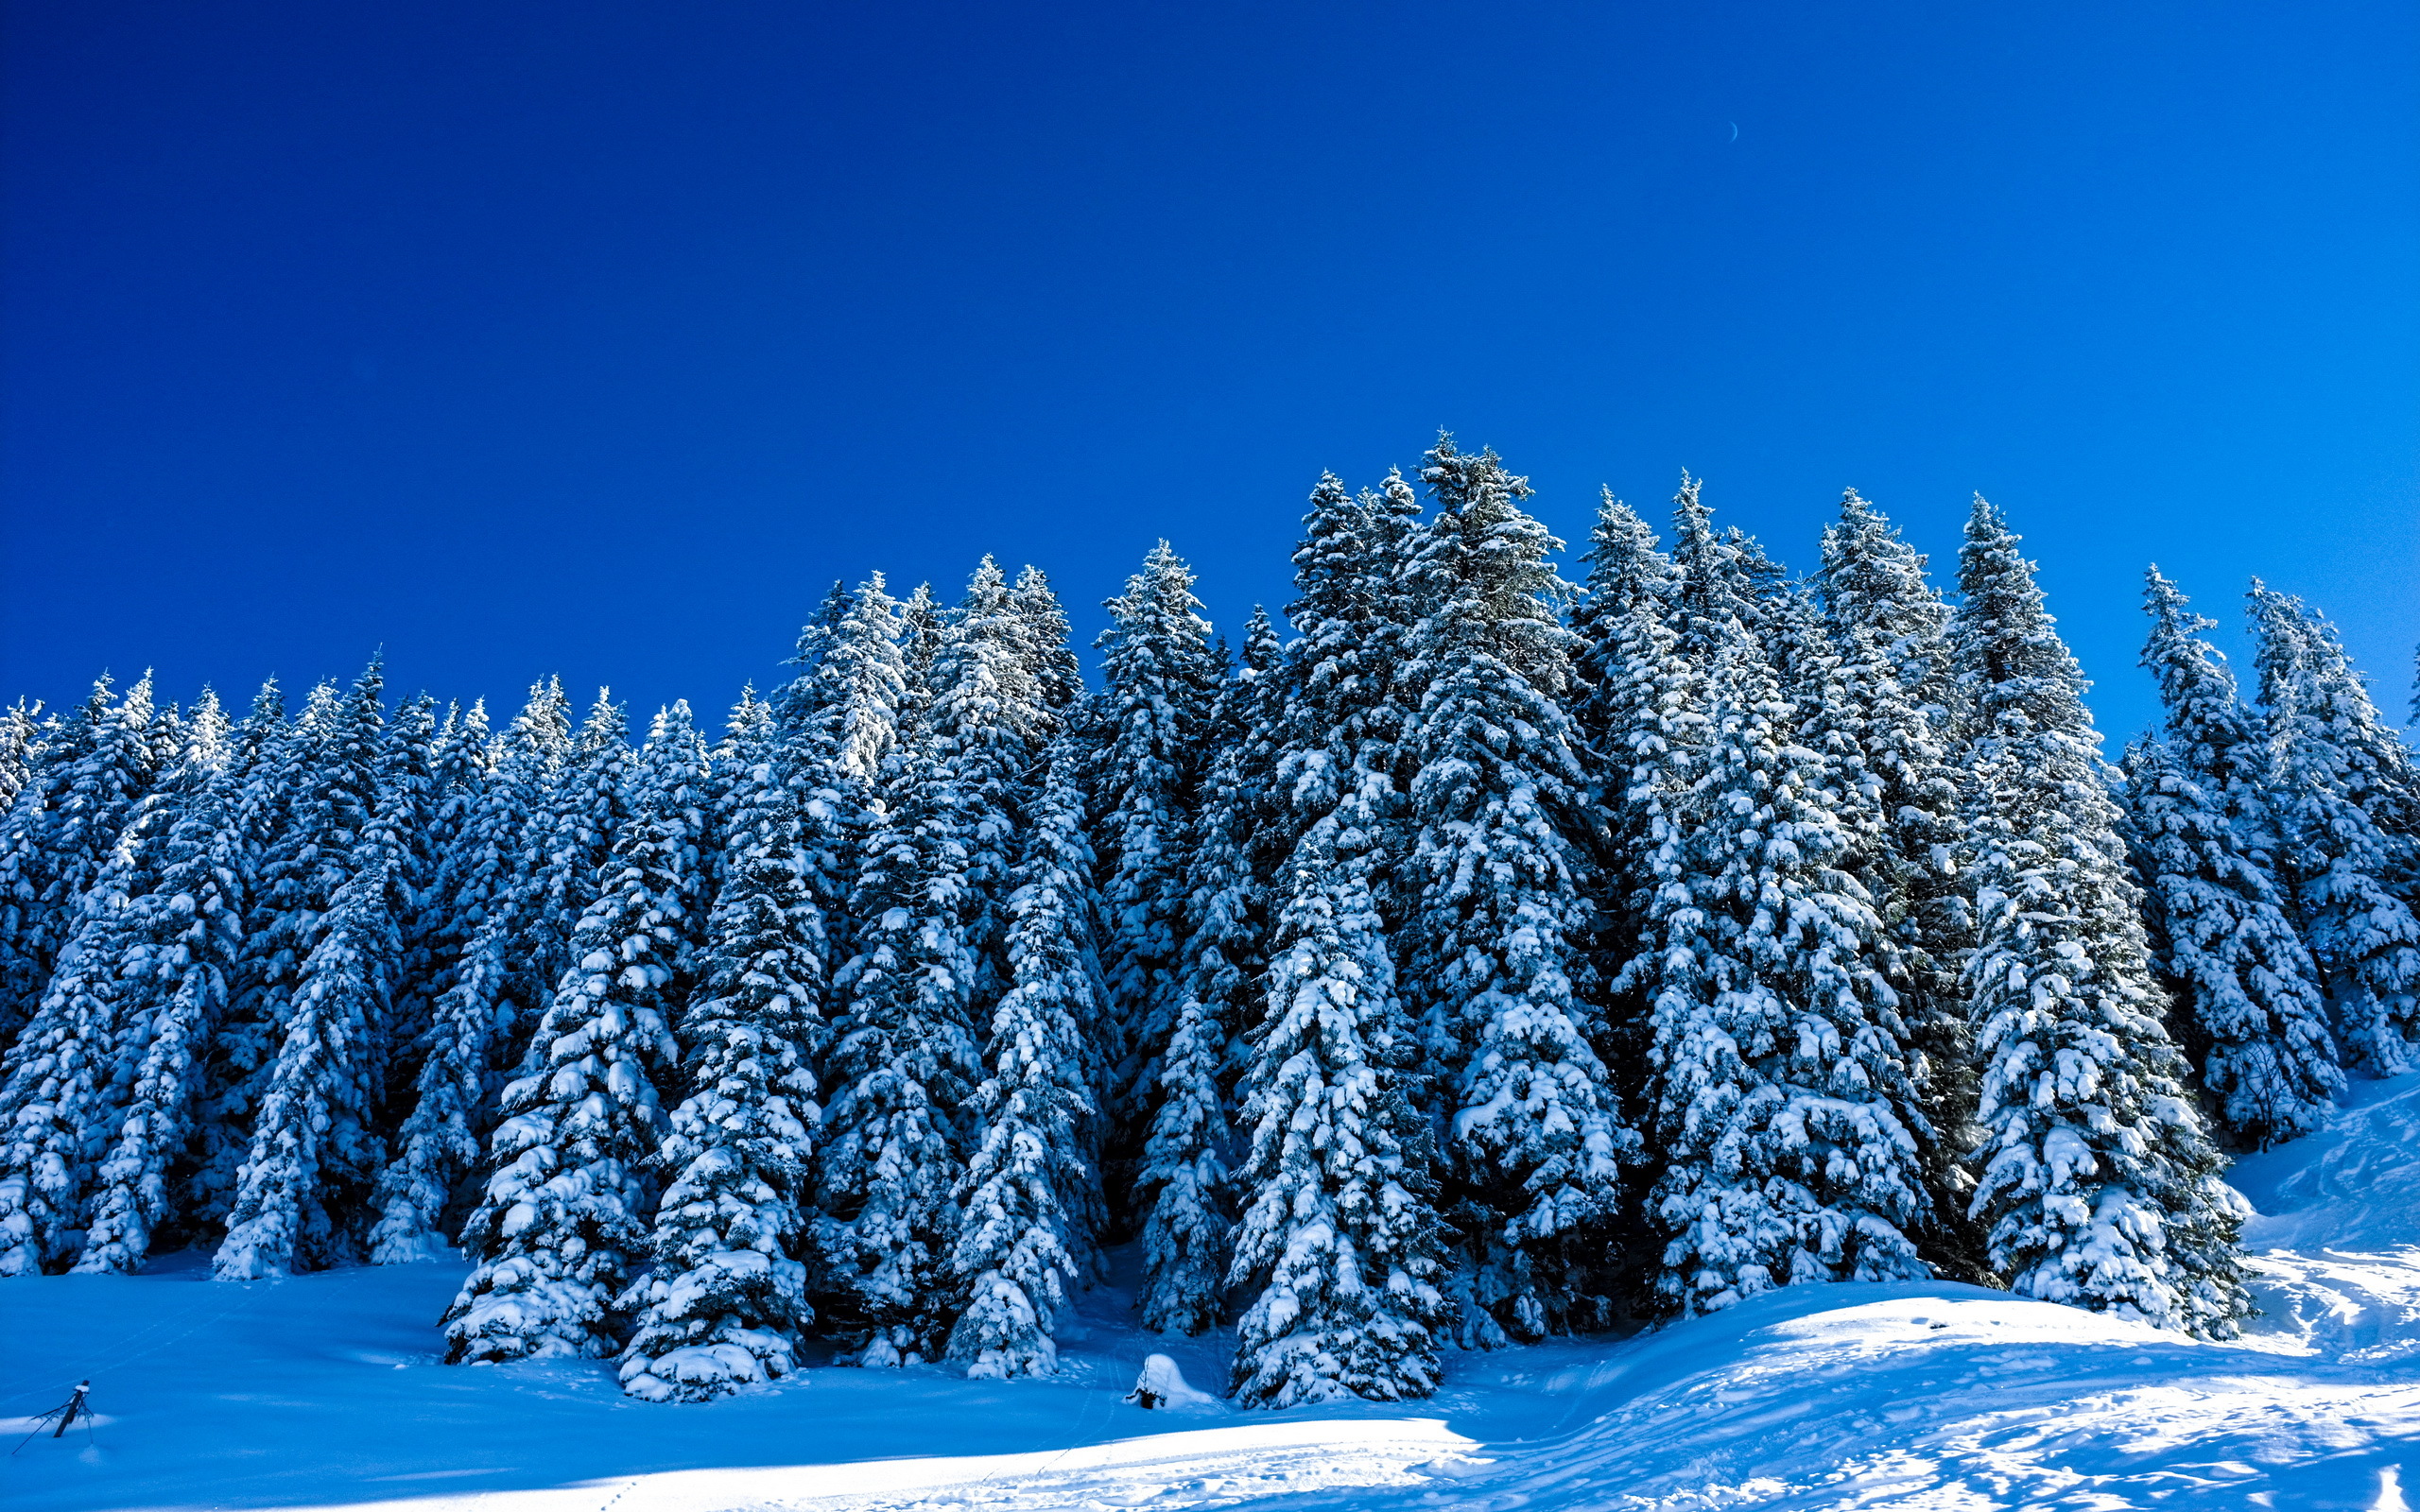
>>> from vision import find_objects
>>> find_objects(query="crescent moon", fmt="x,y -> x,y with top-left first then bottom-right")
1728,121 -> 1738,143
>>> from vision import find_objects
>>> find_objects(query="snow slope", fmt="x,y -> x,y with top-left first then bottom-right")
7,1076 -> 2418,1512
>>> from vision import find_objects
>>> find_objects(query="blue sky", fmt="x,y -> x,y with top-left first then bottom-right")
4,0 -> 2413,739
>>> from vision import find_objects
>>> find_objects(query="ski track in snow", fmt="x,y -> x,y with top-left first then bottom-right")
5,1075 -> 2419,1512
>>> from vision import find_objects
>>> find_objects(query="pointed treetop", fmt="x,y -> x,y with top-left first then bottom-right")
1955,494 -> 2090,724
1580,488 -> 1667,623
1420,432 -> 1535,514
793,579 -> 853,668
2138,567 -> 2264,785
575,689 -> 628,755
1819,489 -> 1941,632
898,581 -> 945,681
1239,606 -> 1283,675
1011,563 -> 1084,716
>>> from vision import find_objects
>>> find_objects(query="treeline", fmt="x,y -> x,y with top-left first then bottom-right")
0,436 -> 2412,1408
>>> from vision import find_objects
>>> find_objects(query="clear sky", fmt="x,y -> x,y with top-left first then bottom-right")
4,1 -> 2414,740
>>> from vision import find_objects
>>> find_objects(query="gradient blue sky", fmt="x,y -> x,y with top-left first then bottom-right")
5,1 -> 2414,740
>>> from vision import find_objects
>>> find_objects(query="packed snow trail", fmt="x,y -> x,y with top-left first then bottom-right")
4,1076 -> 2417,1512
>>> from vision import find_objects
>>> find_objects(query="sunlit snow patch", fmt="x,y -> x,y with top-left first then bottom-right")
266,1417 -> 1483,1512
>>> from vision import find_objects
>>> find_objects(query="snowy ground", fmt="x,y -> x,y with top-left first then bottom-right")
7,1078 -> 2418,1512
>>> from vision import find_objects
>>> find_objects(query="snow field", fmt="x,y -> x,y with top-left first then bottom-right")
260,1419 -> 1482,1512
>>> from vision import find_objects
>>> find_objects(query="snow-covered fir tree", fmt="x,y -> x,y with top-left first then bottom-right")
372,694 -> 450,1111
0,673 -> 161,1049
0,699 -> 45,816
1636,618 -> 1935,1315
1134,606 -> 1284,1333
1225,472 -> 1446,1404
76,696 -> 255,1274
518,690 -> 631,1005
443,703 -> 710,1362
943,743 -> 1104,1378
213,850 -> 398,1279
816,560 -> 1050,1365
1393,437 -> 1634,1340
193,665 -> 385,1234
0,808 -> 160,1275
777,576 -> 910,968
620,694 -> 823,1401
1270,472 -> 1420,855
1573,494 -> 1703,1049
1089,541 -> 1220,1206
1954,497 -> 2249,1337
1227,814 -> 1445,1406
2250,582 -> 2420,1074
1814,490 -> 1985,1280
367,684 -> 562,1263
1665,476 -> 1772,665
1012,565 -> 1087,730
0,691 -> 233,1275
2133,569 -> 2341,1144
2121,737 -> 2342,1146
2139,571 -> 2284,851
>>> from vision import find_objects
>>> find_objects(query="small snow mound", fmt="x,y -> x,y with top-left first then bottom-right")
1125,1352 -> 1219,1411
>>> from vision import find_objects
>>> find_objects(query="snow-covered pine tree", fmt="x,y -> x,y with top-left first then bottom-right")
1132,607 -> 1286,1334
1012,565 -> 1087,730
1813,490 -> 1985,1280
403,699 -> 495,992
0,687 -> 99,1048
942,741 -> 1104,1378
1392,437 -> 1633,1340
1270,472 -> 1415,843
786,578 -> 854,693
1570,490 -> 1670,712
1090,542 -> 1220,1209
619,694 -> 822,1401
1227,813 -> 1444,1406
367,684 -> 563,1263
2250,583 -> 2420,1073
779,576 -> 910,966
2133,569 -> 2341,1143
0,691 -> 234,1276
75,696 -> 257,1274
0,699 -> 46,816
0,809 -> 160,1275
374,694 -> 452,1113
213,852 -> 398,1279
220,668 -> 436,1280
898,581 -> 945,683
443,702 -> 708,1362
192,664 -> 385,1235
1664,476 -> 1769,665
518,690 -> 631,1005
1223,470 -> 1447,1405
1134,786 -> 1243,1334
147,698 -> 189,777
0,673 -> 161,1050
1572,493 -> 1702,1065
1954,497 -> 2249,1336
1133,608 -> 1284,1334
2140,571 -> 2281,850
816,560 -> 1047,1366
1635,615 -> 1935,1315
2120,737 -> 2342,1146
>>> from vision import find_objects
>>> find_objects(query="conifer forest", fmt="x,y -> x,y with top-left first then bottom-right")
4,436 -> 2416,1410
